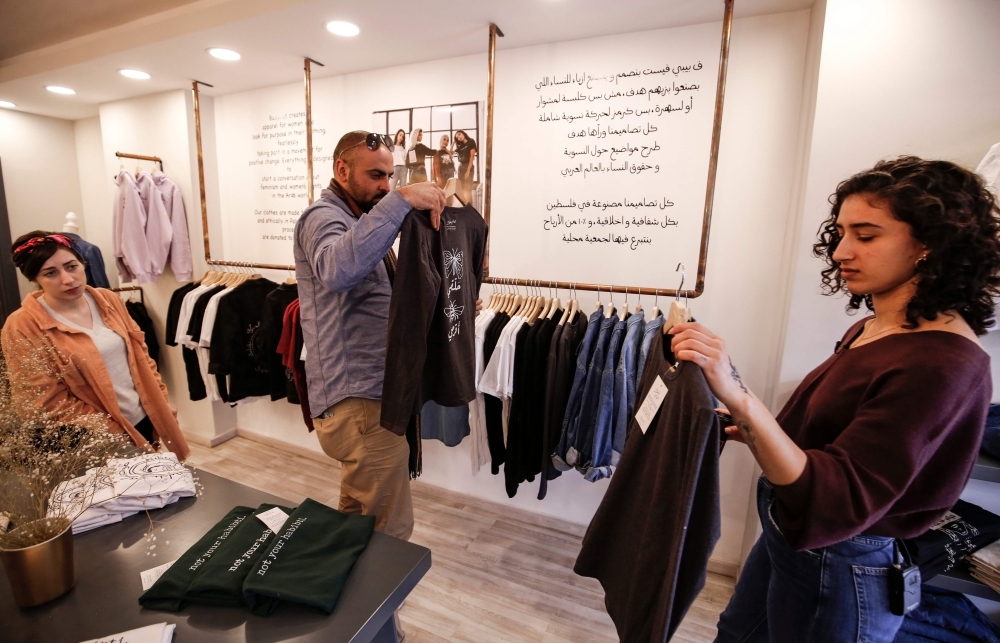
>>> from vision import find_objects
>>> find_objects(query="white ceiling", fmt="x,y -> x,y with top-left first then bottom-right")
0,0 -> 814,121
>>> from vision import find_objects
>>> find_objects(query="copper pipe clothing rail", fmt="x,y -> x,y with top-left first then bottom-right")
115,152 -> 163,171
480,0 -> 734,299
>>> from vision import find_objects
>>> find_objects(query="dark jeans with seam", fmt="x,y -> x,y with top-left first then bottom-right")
715,475 -> 904,643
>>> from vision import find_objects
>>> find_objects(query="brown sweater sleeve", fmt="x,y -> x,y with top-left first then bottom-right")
772,345 -> 990,551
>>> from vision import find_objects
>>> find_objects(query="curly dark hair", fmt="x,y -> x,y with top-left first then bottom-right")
813,156 -> 1000,335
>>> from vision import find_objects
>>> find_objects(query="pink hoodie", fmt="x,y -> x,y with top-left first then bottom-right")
152,171 -> 193,282
112,170 -> 152,283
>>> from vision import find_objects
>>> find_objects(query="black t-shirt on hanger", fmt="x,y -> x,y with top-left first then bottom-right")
574,331 -> 722,642
258,283 -> 299,402
208,278 -> 279,403
381,205 -> 488,436
482,312 -> 510,474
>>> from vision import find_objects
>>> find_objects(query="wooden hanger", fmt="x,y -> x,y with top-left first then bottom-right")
663,264 -> 691,334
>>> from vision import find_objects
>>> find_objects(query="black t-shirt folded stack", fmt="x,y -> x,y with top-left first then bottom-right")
184,503 -> 294,607
139,506 -> 255,612
243,498 -> 376,616
903,499 -> 1000,579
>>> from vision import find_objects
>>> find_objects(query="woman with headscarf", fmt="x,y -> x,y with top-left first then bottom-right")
405,128 -> 434,185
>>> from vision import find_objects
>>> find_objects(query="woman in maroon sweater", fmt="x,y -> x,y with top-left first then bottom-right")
671,157 -> 1000,643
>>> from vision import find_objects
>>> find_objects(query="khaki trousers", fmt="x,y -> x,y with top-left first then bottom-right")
313,397 -> 414,541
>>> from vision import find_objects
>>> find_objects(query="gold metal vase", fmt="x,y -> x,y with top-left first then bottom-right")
0,523 -> 75,607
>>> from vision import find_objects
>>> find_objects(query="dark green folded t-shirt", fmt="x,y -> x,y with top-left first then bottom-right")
139,506 -> 255,612
242,498 -> 376,616
184,503 -> 295,608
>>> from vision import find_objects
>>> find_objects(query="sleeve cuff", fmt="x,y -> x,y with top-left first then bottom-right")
378,190 -> 414,224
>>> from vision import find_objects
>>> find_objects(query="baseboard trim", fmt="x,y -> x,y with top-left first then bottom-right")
235,427 -> 339,467
181,428 -> 236,448
707,559 -> 739,580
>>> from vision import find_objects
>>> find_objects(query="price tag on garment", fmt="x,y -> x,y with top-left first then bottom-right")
257,506 -> 291,534
930,511 -> 961,531
140,560 -> 176,591
635,375 -> 669,434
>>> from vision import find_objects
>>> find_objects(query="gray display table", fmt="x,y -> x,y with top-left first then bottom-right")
0,471 -> 432,643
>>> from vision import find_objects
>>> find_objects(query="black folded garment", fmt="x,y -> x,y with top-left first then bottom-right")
139,506 -> 255,612
243,498 -> 376,616
184,503 -> 295,608
904,500 -> 1000,579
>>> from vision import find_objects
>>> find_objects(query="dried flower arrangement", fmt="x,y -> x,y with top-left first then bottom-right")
0,340 -> 133,549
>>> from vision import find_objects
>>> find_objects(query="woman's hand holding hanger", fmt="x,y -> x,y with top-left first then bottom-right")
668,321 -> 808,485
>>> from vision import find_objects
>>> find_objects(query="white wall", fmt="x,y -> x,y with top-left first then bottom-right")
73,117 -> 105,251
0,108 -> 85,298
777,0 -> 1000,402
96,89 -> 237,446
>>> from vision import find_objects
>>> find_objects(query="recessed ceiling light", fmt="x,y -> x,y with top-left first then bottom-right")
46,86 -> 75,95
208,48 -> 241,61
0,100 -> 15,109
326,21 -> 360,37
119,69 -> 150,80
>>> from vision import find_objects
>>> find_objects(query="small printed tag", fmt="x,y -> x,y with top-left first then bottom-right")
930,511 -> 961,531
256,507 -> 290,534
140,560 -> 176,591
635,375 -> 669,434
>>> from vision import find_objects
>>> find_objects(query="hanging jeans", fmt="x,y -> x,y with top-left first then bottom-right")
715,476 -> 904,643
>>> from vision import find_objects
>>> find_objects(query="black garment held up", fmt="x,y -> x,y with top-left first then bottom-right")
380,205 -> 487,435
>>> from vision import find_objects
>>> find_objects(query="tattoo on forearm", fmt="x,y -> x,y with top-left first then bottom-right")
729,358 -> 749,395
738,420 -> 758,454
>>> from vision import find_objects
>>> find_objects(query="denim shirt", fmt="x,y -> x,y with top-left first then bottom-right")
585,315 -> 629,481
612,311 -> 646,466
293,188 -> 411,416
567,314 -> 617,469
553,307 -> 604,471
637,313 -> 665,384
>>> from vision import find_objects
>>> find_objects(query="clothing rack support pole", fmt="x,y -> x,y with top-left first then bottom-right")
192,80 -> 212,262
484,23 -> 504,278
693,0 -> 734,296
304,58 -> 315,205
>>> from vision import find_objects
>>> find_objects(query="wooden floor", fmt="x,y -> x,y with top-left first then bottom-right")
186,437 -> 735,642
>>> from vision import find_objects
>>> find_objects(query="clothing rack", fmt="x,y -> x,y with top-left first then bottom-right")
111,285 -> 143,304
481,0 -> 734,300
115,152 -> 163,171
191,73 -> 302,273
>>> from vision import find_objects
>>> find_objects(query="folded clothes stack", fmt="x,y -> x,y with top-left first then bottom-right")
140,498 -> 375,617
50,452 -> 197,534
903,500 -> 1000,580
968,539 -> 1000,594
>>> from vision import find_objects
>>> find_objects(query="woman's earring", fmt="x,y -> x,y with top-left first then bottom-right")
915,255 -> 928,267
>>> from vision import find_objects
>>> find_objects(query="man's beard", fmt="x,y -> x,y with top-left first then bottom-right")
346,173 -> 387,213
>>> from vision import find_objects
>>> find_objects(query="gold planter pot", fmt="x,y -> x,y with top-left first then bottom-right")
0,524 -> 75,607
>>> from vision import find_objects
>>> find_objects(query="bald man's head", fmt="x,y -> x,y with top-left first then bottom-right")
332,131 -> 394,213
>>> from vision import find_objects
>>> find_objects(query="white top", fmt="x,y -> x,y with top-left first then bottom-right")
39,292 -> 146,425
467,310 -> 495,473
175,284 -> 213,346
478,315 -> 521,399
391,145 -> 407,166
196,287 -> 232,402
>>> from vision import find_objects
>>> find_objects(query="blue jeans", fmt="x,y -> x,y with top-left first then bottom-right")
715,476 -> 903,643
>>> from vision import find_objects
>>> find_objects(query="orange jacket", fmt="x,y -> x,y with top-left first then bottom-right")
1,286 -> 190,460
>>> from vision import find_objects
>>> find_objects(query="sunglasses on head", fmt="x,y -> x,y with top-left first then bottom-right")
337,132 -> 394,160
